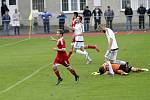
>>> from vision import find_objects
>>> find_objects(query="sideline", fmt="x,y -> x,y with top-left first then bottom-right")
0,63 -> 50,95
0,38 -> 29,48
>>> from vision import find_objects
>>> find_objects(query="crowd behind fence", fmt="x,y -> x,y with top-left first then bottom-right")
0,14 -> 150,36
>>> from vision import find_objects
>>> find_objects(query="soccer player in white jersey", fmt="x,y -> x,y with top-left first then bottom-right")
99,25 -> 119,75
73,16 -> 92,64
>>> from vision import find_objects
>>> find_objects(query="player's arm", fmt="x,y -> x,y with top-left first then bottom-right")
116,70 -> 128,75
50,36 -> 57,42
53,47 -> 66,52
106,29 -> 113,51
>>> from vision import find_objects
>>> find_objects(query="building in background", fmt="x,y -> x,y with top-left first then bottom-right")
0,0 -> 150,26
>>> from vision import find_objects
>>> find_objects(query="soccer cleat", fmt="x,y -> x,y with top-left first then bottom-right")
75,75 -> 79,81
56,78 -> 63,85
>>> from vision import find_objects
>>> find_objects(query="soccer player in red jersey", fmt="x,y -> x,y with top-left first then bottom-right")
51,29 -> 79,85
68,12 -> 100,59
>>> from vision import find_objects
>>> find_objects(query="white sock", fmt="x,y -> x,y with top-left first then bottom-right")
76,50 -> 87,55
84,50 -> 92,61
106,61 -> 114,75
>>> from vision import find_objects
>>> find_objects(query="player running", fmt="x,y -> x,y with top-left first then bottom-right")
92,61 -> 149,75
51,29 -> 79,85
71,15 -> 93,64
68,12 -> 100,59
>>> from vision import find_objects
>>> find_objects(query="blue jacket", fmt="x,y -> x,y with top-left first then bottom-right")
2,14 -> 11,24
40,11 -> 52,22
57,14 -> 67,23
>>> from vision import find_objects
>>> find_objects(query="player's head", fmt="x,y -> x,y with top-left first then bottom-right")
73,12 -> 78,18
98,25 -> 106,33
99,63 -> 108,75
56,29 -> 64,37
76,15 -> 82,23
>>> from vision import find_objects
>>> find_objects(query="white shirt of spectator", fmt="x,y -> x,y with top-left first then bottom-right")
12,12 -> 20,26
74,23 -> 84,41
32,9 -> 39,19
105,28 -> 118,50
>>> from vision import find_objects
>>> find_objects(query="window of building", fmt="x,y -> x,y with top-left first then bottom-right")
32,0 -> 45,12
61,0 -> 86,12
121,0 -> 149,11
9,0 -> 16,5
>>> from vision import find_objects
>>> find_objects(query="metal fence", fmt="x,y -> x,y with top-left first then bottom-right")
0,14 -> 150,36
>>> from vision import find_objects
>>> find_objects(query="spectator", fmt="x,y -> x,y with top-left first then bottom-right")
147,8 -> 150,27
57,12 -> 67,31
32,6 -> 39,31
137,4 -> 146,29
2,11 -> 11,35
1,1 -> 9,27
83,6 -> 92,32
124,4 -> 133,31
12,9 -> 20,35
92,7 -> 103,31
104,6 -> 114,29
1,1 -> 9,17
40,9 -> 52,33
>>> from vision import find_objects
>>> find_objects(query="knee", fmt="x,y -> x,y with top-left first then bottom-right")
53,65 -> 58,70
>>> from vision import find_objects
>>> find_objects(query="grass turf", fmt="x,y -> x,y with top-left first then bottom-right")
0,34 -> 150,100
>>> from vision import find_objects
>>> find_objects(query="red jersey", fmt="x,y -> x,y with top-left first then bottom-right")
72,18 -> 77,31
56,37 -> 68,57
54,37 -> 69,67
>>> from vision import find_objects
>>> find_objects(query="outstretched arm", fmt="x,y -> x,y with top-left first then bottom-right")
116,70 -> 128,75
50,36 -> 57,42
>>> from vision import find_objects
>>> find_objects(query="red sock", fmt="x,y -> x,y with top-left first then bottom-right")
87,45 -> 96,49
54,70 -> 61,79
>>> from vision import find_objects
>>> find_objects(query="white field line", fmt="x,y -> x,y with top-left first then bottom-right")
0,38 -> 29,48
0,63 -> 50,95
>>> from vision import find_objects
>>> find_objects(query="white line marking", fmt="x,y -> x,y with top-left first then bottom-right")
0,63 -> 50,95
0,38 -> 29,48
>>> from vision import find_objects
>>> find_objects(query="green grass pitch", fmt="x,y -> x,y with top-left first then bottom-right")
0,34 -> 150,100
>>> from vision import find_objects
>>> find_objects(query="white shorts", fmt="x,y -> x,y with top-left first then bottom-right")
105,49 -> 118,61
74,41 -> 84,49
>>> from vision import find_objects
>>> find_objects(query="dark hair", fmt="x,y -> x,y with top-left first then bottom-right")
99,67 -> 105,75
107,6 -> 110,8
102,30 -> 106,33
78,15 -> 82,22
57,29 -> 64,36
74,12 -> 78,17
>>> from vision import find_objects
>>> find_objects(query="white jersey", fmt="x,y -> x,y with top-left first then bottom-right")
12,12 -> 20,26
105,28 -> 118,50
74,23 -> 84,41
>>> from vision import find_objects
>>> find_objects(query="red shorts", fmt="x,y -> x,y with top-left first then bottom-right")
53,56 -> 70,67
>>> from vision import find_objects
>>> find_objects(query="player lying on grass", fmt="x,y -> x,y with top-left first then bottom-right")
50,29 -> 79,85
92,61 -> 148,75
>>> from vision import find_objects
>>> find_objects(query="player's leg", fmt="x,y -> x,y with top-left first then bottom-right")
62,60 -> 79,81
84,45 -> 100,52
68,43 -> 74,59
131,67 -> 149,72
52,64 -> 63,85
105,51 -> 115,75
68,37 -> 75,59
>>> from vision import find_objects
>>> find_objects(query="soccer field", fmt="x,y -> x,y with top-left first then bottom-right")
0,33 -> 150,100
